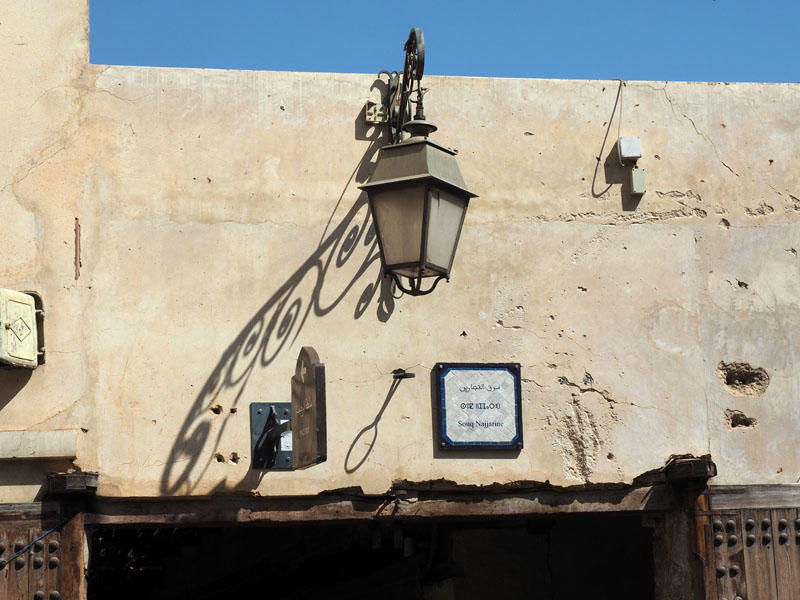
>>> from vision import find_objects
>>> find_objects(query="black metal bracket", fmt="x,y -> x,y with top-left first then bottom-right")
387,270 -> 446,297
392,368 -> 416,380
250,403 -> 292,470
370,27 -> 428,145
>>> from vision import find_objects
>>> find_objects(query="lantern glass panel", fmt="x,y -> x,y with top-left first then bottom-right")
425,187 -> 468,272
370,184 -> 425,268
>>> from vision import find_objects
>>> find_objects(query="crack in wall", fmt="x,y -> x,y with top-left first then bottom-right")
0,64 -> 99,199
0,142 -> 70,194
91,87 -> 154,104
25,84 -> 72,113
654,84 -> 740,177
679,110 -> 739,177
767,183 -> 783,197
559,376 -> 617,405
557,376 -> 662,413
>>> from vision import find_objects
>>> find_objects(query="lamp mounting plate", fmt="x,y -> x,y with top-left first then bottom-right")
365,100 -> 389,125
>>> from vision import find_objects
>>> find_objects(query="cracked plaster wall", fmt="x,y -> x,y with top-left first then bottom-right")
0,0 -> 799,500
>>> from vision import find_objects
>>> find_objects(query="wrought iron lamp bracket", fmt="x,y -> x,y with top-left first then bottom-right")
387,271 -> 447,297
367,28 -> 428,143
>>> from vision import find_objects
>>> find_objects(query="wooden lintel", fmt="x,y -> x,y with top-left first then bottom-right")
83,497 -> 382,527
0,501 -> 60,521
706,485 -> 800,511
81,484 -> 678,527
382,485 -> 678,521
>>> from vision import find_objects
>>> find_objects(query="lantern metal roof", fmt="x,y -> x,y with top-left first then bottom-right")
360,136 -> 477,200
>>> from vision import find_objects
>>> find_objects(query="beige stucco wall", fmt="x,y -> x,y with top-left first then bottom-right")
1,0 -> 799,501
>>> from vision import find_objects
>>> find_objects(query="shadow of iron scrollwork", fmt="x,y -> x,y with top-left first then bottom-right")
160,91 -> 394,495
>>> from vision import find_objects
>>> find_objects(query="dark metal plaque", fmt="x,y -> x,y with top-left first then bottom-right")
250,403 -> 292,470
434,362 -> 522,451
290,346 -> 327,469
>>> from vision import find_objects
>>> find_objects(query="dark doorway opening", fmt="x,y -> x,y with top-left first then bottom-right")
87,514 -> 653,599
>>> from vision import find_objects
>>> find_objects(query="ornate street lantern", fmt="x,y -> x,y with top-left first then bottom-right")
360,28 -> 477,296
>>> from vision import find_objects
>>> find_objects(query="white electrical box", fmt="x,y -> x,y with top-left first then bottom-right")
0,289 -> 39,369
618,136 -> 642,162
630,167 -> 646,196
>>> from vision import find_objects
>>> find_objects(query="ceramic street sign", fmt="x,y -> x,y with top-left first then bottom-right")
435,363 -> 522,450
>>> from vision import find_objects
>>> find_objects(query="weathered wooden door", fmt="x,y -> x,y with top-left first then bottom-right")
0,504 -> 81,600
701,508 -> 800,599
0,518 -> 62,599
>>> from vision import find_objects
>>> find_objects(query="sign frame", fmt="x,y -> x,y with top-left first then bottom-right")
434,362 -> 523,451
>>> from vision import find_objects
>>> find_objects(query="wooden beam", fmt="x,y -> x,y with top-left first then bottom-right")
82,484 -> 678,527
83,496 -> 383,527
0,502 -> 59,522
707,486 -> 800,511
60,502 -> 86,600
380,485 -> 679,521
692,489 -> 717,600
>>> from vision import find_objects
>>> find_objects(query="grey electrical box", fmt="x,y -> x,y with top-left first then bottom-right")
618,136 -> 642,163
0,289 -> 41,369
630,167 -> 646,196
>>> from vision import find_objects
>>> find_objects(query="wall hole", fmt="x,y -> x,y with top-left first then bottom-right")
717,362 -> 769,397
725,409 -> 757,429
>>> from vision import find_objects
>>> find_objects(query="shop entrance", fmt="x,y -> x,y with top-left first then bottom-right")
87,514 -> 653,599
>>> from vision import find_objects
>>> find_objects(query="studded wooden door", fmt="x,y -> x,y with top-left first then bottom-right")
0,500 -> 85,600
0,519 -> 63,600
702,508 -> 800,600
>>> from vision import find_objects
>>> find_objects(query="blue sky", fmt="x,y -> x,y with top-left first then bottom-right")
90,1 -> 800,83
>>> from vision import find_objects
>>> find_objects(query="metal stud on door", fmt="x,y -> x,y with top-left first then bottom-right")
710,515 -> 747,600
0,522 -> 61,600
742,509 -> 778,600
772,508 -> 800,600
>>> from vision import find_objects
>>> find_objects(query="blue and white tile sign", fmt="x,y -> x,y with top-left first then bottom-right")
435,363 -> 523,450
